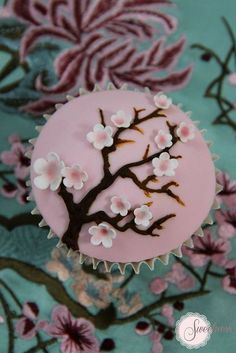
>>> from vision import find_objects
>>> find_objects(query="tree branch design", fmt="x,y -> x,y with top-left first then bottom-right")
56,107 -> 184,250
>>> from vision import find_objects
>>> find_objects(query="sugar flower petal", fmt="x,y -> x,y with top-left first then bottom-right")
87,124 -> 113,150
176,121 -> 195,142
152,152 -> 178,177
154,92 -> 172,109
89,223 -> 116,248
111,110 -> 133,128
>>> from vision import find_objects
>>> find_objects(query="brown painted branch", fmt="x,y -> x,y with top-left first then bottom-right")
121,169 -> 185,206
87,210 -> 175,237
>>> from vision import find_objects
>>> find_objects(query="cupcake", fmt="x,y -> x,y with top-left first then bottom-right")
28,84 -> 221,274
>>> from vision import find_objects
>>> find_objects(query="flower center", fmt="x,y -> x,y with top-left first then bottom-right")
46,161 -> 59,180
181,126 -> 190,137
159,160 -> 169,172
96,131 -> 108,142
115,117 -> 124,125
100,228 -> 108,236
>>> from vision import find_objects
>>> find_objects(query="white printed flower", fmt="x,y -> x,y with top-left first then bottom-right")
89,223 -> 116,248
154,129 -> 173,149
111,110 -> 132,128
134,205 -> 153,227
176,122 -> 195,142
86,124 -> 113,150
62,164 -> 88,190
152,152 -> 178,177
110,196 -> 131,216
33,152 -> 64,191
153,92 -> 172,109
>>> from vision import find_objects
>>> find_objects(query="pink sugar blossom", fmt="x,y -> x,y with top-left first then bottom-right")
183,230 -> 230,267
110,196 -> 131,216
62,164 -> 88,190
176,121 -> 195,142
161,304 -> 175,326
134,205 -> 153,227
154,92 -> 172,109
228,72 -> 236,85
111,110 -> 132,128
152,152 -> 178,177
44,305 -> 99,353
87,124 -> 113,150
89,223 -> 116,248
33,152 -> 64,191
216,209 -> 236,239
150,278 -> 168,295
154,130 -> 173,150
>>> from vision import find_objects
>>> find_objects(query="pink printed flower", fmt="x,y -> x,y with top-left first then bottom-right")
135,321 -> 152,336
44,305 -> 99,353
134,205 -> 153,227
150,332 -> 163,353
216,209 -> 236,239
154,130 -> 173,149
110,196 -> 131,216
0,315 -> 4,324
154,92 -> 172,109
161,304 -> 175,326
1,140 -> 30,179
165,263 -> 195,290
222,260 -> 236,295
183,230 -> 230,267
33,152 -> 64,191
150,278 -> 168,295
9,0 -> 191,115
152,152 -> 178,177
62,164 -> 88,190
216,172 -> 236,207
15,302 -> 46,340
89,223 -> 116,248
176,122 -> 195,142
87,124 -> 113,150
228,72 -> 236,85
111,110 -> 132,128
0,179 -> 29,204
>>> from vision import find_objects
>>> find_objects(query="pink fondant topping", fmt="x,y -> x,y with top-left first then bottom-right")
89,223 -> 116,248
176,122 -> 195,142
111,110 -> 132,128
33,152 -> 64,191
30,90 -> 216,263
134,205 -> 153,227
62,164 -> 88,190
152,152 -> 179,177
110,196 -> 131,216
86,124 -> 113,150
154,129 -> 173,150
154,92 -> 172,109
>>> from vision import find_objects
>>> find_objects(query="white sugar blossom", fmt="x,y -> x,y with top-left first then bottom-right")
154,129 -> 173,149
89,223 -> 116,248
176,121 -> 195,142
154,92 -> 172,109
134,205 -> 153,227
110,196 -> 131,216
62,164 -> 88,190
111,110 -> 132,128
33,152 -> 64,191
86,124 -> 113,150
152,152 -> 178,177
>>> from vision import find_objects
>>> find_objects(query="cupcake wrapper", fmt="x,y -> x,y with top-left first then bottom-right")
27,82 -> 222,275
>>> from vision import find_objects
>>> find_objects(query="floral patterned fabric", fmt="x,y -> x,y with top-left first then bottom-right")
0,0 -> 236,352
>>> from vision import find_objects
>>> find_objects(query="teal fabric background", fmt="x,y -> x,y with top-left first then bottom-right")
0,1 -> 236,352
